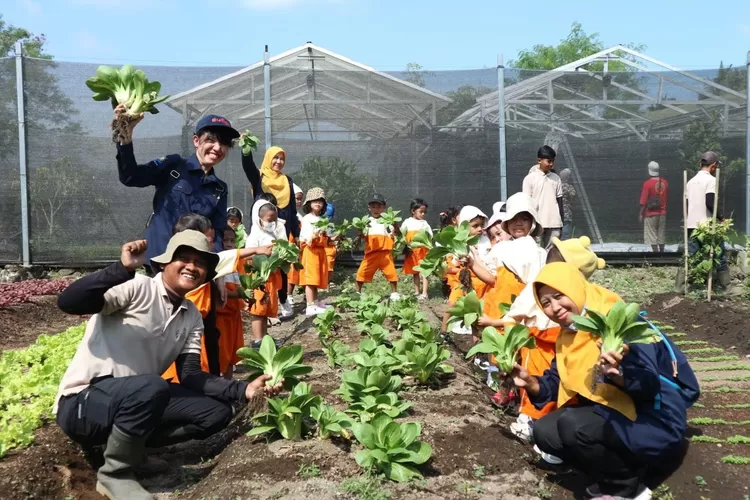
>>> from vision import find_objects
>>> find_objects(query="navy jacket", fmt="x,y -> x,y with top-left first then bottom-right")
241,152 -> 300,239
116,143 -> 228,263
532,342 -> 693,464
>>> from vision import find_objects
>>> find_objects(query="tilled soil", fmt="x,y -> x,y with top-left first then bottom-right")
0,295 -> 87,350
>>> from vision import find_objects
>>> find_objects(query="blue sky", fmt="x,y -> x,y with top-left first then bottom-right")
4,0 -> 750,70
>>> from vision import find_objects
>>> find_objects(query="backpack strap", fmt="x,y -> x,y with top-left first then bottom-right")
639,311 -> 678,377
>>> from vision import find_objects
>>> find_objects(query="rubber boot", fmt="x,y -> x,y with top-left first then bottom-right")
718,269 -> 732,289
146,424 -> 192,448
95,426 -> 153,500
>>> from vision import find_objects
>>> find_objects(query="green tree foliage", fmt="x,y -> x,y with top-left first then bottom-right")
701,61 -> 747,100
437,85 -> 494,125
509,22 -> 645,71
293,156 -> 376,221
404,62 -> 432,88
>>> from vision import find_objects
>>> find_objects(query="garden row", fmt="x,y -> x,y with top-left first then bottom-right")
0,279 -> 71,309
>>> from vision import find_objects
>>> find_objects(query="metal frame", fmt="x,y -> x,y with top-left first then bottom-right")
15,41 -> 30,266
166,43 -> 452,140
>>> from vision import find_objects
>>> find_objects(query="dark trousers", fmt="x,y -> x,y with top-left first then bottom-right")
533,405 -> 643,497
278,270 -> 288,303
57,375 -> 233,448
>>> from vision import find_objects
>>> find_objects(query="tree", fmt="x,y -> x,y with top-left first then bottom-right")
700,61 -> 747,100
404,62 -> 433,88
509,22 -> 645,71
293,157 -> 376,223
437,85 -> 494,126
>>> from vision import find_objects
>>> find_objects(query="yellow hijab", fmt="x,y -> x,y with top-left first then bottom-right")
532,262 -> 636,421
260,146 -> 291,208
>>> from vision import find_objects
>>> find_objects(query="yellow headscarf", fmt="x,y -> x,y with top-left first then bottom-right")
260,146 -> 291,208
532,262 -> 637,421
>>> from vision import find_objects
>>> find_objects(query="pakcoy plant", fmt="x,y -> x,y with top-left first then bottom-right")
397,343 -> 454,385
238,239 -> 302,304
401,323 -> 442,345
415,222 -> 478,287
391,306 -> 429,332
311,403 -> 353,440
320,338 -> 352,369
238,130 -> 260,155
352,413 -> 432,482
571,300 -> 661,388
237,335 -> 312,389
314,308 -> 342,340
346,393 -> 413,423
356,304 -> 389,331
446,291 -> 483,331
466,325 -> 536,374
246,382 -> 321,440
334,366 -> 403,403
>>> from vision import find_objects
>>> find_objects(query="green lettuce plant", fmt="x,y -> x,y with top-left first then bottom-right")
237,336 -> 312,388
246,382 -> 321,440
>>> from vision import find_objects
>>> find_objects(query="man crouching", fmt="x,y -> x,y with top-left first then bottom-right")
54,230 -> 282,500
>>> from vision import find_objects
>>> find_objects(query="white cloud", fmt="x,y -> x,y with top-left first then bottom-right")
17,0 -> 43,15
241,0 -> 346,10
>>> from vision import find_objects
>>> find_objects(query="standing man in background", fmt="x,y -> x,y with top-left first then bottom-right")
639,161 -> 668,252
685,151 -> 730,287
523,145 -> 563,248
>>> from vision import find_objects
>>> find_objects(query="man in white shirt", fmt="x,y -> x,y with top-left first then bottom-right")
685,151 -> 729,286
522,145 -> 564,248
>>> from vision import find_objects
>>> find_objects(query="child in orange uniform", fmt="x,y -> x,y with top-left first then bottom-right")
355,194 -> 400,301
401,198 -> 433,300
438,207 -> 461,300
245,199 -> 288,348
299,188 -> 330,317
442,205 -> 488,334
213,227 -> 245,378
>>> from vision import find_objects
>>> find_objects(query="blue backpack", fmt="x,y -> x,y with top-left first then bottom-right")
639,312 -> 701,410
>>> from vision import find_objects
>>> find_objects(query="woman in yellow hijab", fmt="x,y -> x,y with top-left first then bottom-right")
511,262 -> 693,500
241,143 -> 300,318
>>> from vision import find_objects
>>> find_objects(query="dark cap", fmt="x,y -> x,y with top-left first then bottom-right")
700,151 -> 722,166
369,193 -> 387,205
195,114 -> 240,140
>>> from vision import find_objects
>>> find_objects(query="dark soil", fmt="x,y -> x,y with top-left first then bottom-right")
0,295 -> 87,350
647,292 -> 750,355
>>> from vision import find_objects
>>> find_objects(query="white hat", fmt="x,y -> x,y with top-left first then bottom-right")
485,210 -> 508,230
492,201 -> 506,214
500,192 -> 543,238
648,161 -> 660,177
293,183 -> 303,195
458,206 -> 488,225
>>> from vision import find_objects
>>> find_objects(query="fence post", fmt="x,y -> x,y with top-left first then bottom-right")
264,45 -> 272,150
15,41 -> 30,266
746,50 -> 750,236
497,54 -> 508,201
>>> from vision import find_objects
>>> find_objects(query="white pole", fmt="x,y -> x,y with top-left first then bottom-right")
707,168 -> 721,302
745,50 -> 750,236
15,41 -> 30,266
264,45 -> 272,150
497,54 -> 507,200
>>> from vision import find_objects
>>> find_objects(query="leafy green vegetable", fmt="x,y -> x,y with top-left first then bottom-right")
247,382 -> 321,440
237,240 -> 302,301
415,222 -> 478,279
571,301 -> 662,354
466,326 -> 536,374
352,413 -> 432,482
446,291 -> 483,330
364,325 -> 391,345
346,393 -> 412,423
332,293 -> 359,311
334,366 -> 402,403
378,207 -> 402,228
313,216 -> 334,232
401,323 -> 442,345
352,216 -> 371,235
237,336 -> 312,388
311,403 -> 353,440
407,229 -> 433,250
238,130 -> 260,155
356,304 -> 389,330
397,343 -> 454,384
320,339 -> 352,369
314,308 -> 342,340
86,64 -> 169,116
392,306 -> 428,332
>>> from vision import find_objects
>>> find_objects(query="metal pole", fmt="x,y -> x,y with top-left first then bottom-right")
745,50 -> 750,236
497,54 -> 508,200
707,167 -> 721,302
264,45 -> 272,150
15,41 -> 30,266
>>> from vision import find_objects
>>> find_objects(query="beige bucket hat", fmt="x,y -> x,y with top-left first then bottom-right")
151,229 -> 220,281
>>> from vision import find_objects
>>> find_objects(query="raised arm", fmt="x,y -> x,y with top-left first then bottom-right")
57,240 -> 146,315
241,150 -> 262,197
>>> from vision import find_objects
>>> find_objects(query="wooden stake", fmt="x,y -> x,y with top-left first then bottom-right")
707,168 -> 721,302
683,170 -> 689,295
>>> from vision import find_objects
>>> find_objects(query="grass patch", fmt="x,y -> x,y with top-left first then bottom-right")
340,474 -> 391,500
673,340 -> 709,346
722,455 -> 750,464
689,417 -> 750,425
691,356 -> 740,362
727,435 -> 750,444
666,332 -> 687,338
691,435 -> 724,443
297,463 -> 321,478
684,348 -> 725,355
588,266 -> 678,304
692,403 -> 705,408
716,404 -> 750,409
711,386 -> 749,393
658,325 -> 676,331
695,364 -> 750,372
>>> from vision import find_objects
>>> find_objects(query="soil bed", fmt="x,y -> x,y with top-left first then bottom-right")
0,295 -> 87,350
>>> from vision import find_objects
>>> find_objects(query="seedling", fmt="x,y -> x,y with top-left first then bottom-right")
297,463 -> 322,478
471,464 -> 486,479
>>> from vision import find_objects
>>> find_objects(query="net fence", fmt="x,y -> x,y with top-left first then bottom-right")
0,50 -> 746,264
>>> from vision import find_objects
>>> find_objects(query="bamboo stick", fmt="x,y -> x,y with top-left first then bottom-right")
707,168 -> 721,302
683,170 -> 689,295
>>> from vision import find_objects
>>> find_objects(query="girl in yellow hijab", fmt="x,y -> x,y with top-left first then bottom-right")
511,262 -> 692,500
